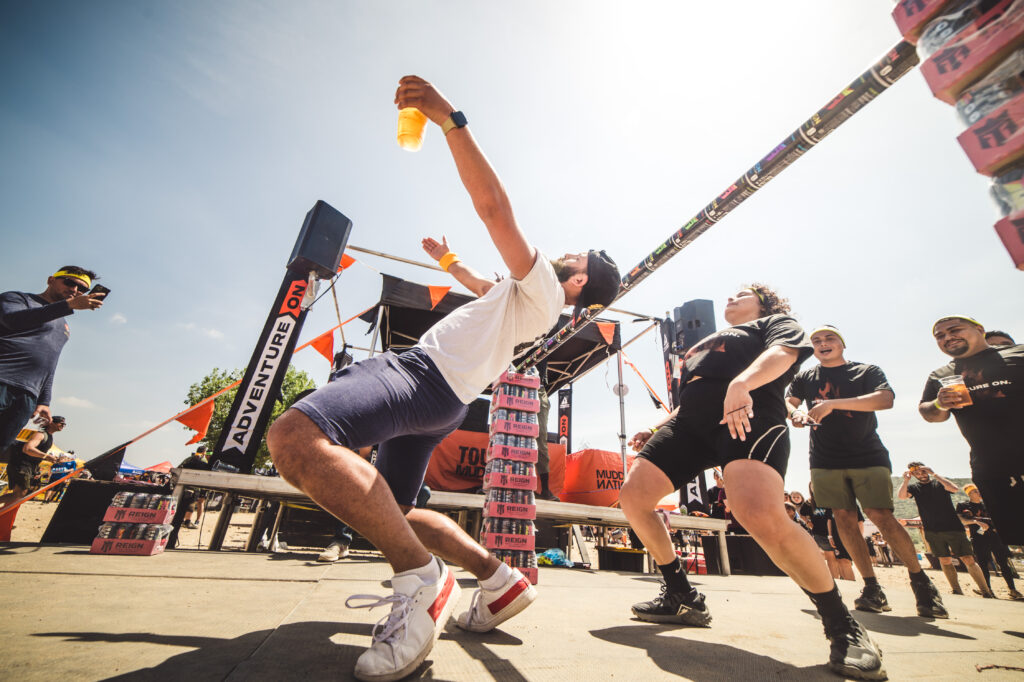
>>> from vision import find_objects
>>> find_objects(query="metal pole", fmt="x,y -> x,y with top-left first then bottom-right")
517,41 -> 919,372
616,351 -> 628,476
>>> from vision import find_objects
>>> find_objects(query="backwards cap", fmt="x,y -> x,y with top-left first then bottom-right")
932,315 -> 983,335
574,250 -> 621,319
810,325 -> 846,347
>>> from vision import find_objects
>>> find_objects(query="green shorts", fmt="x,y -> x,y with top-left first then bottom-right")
810,466 -> 893,511
924,529 -> 974,558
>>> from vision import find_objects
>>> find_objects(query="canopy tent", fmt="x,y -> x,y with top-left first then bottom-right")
359,275 -> 622,391
118,461 -> 146,475
146,461 -> 173,474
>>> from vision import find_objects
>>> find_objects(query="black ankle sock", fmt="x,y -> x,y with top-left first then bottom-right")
804,584 -> 849,621
657,557 -> 692,595
864,576 -> 879,587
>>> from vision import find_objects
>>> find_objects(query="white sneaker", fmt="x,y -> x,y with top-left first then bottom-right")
347,556 -> 460,682
457,566 -> 536,633
318,540 -> 350,562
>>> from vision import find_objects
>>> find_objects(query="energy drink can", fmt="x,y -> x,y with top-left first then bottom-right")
111,492 -> 133,508
130,493 -> 150,508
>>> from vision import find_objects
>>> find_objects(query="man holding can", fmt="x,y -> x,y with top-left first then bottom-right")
267,76 -> 620,682
919,315 -> 1024,548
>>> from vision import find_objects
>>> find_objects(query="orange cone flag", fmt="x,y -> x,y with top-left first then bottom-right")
309,329 -> 335,364
177,399 -> 215,445
337,254 -> 355,272
596,321 -> 616,346
427,285 -> 450,310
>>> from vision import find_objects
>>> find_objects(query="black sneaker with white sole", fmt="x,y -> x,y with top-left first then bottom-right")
631,584 -> 712,627
854,584 -> 892,613
910,577 -> 949,619
822,613 -> 887,680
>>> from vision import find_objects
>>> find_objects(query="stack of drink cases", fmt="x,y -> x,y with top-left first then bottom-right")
90,492 -> 177,556
482,367 -> 541,584
893,0 -> 1024,268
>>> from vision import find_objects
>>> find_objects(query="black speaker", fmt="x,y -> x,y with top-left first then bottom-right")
673,299 -> 716,352
287,200 -> 353,279
40,479 -> 170,544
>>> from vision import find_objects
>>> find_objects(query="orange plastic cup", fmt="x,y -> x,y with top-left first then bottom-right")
397,107 -> 428,151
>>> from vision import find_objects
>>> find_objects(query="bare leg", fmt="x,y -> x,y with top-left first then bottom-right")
837,558 -> 856,581
724,460 -> 833,593
267,410 -> 431,573
834,509 -> 875,580
405,507 -> 500,579
619,459 -> 676,565
866,508 -> 922,572
961,556 -> 994,597
0,486 -> 27,509
939,558 -> 962,594
823,550 -> 840,579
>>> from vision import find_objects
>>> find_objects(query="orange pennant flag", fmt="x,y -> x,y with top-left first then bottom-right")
337,254 -> 355,272
596,321 -> 616,346
176,399 -> 215,445
427,285 -> 450,310
310,329 -> 335,364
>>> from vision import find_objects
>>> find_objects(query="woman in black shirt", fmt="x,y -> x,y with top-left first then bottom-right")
619,284 -> 885,679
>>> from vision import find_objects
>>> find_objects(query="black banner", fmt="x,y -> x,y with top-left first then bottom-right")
556,386 -> 572,454
210,272 -> 311,473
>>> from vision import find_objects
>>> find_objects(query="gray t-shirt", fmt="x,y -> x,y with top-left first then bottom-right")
0,292 -> 73,404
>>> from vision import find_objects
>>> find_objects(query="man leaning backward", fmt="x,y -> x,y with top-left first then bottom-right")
267,76 -> 620,682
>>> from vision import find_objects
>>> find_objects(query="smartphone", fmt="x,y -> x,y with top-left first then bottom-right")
90,284 -> 111,300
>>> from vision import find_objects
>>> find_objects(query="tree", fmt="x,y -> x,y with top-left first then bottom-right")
184,365 -> 316,470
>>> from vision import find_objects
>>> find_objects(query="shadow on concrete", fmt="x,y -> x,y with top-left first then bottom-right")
1005,630 -> 1024,639
590,624 -> 836,680
37,619 -> 528,681
800,609 -> 976,641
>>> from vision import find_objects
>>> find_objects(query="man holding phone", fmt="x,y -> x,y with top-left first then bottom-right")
0,266 -> 104,450
787,325 -> 947,618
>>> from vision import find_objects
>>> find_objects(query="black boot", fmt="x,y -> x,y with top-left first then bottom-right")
910,574 -> 949,619
821,613 -> 887,680
631,584 -> 712,627
854,583 -> 892,613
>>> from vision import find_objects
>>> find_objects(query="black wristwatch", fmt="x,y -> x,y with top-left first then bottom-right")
441,110 -> 468,135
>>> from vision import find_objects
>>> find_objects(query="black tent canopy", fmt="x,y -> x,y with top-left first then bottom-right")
359,275 -> 621,392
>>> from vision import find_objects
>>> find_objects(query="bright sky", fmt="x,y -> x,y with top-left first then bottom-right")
2,2 -> 1020,496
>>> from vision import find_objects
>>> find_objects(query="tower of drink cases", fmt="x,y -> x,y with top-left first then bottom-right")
482,367 -> 541,584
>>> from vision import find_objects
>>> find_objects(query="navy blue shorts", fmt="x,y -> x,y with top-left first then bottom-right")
0,382 -> 37,452
291,348 -> 468,506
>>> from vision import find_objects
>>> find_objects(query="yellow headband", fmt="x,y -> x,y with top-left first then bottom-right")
744,287 -> 764,304
932,315 -> 983,335
53,270 -> 91,289
810,325 -> 846,347
963,483 -> 978,494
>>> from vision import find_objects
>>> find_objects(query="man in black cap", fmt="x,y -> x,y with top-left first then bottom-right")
920,315 -> 1024,547
268,75 -> 619,682
0,415 -> 66,509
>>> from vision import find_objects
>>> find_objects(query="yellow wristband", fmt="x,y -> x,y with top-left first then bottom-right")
439,252 -> 460,272
933,399 -> 949,411
649,427 -> 657,434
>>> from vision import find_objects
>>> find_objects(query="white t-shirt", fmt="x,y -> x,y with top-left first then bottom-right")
417,253 -> 564,403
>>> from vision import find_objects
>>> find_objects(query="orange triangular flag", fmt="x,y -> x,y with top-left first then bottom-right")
310,329 -> 335,364
596,321 -> 616,346
177,399 -> 215,445
427,285 -> 450,310
337,254 -> 355,272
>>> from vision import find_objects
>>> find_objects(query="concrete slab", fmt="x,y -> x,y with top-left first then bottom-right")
1,543 -> 1022,680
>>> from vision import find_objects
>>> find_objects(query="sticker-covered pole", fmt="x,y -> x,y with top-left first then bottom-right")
517,41 -> 919,372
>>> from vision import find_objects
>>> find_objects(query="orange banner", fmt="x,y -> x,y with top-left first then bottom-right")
596,321 -> 616,345
309,329 -> 334,364
177,399 -> 215,445
338,254 -> 355,271
425,429 -> 565,494
427,285 -> 451,310
561,448 -> 634,506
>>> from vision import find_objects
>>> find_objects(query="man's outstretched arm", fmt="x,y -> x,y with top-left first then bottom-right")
421,236 -> 495,297
395,76 -> 536,280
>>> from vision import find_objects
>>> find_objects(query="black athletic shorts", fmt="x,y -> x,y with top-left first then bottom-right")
974,472 -> 1024,546
637,379 -> 790,489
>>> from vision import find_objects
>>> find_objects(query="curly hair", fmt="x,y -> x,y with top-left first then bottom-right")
744,282 -> 790,316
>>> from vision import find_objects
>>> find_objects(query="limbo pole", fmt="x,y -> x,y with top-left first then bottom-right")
518,40 -> 920,371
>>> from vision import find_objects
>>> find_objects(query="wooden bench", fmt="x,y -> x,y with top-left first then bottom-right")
171,468 -> 731,575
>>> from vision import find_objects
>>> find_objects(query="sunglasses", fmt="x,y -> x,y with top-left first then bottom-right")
60,277 -> 89,292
